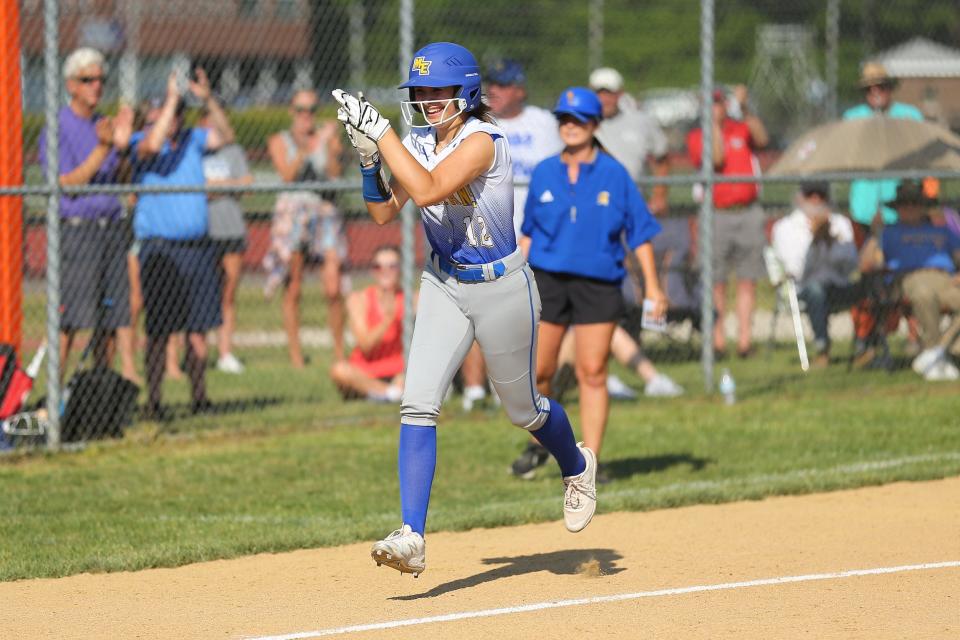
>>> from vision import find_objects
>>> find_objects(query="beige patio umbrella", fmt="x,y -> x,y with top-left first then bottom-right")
768,116 -> 960,175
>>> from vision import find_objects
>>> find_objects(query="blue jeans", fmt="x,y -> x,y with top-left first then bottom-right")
798,281 -> 860,352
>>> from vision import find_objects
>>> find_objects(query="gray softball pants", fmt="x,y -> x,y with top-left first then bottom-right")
401,248 -> 551,430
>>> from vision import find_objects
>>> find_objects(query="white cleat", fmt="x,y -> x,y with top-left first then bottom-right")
912,346 -> 945,376
371,524 -> 426,577
563,443 -> 597,533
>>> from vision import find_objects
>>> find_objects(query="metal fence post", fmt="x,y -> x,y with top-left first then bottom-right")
43,0 -> 61,447
825,0 -> 840,121
348,0 -> 366,91
699,0 -> 715,392
399,0 -> 415,359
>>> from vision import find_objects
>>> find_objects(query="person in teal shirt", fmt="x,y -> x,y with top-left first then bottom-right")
843,62 -> 922,228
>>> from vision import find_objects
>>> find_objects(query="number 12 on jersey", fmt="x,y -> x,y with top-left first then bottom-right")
464,215 -> 494,248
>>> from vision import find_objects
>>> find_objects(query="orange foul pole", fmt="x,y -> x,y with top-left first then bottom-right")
0,0 -> 24,350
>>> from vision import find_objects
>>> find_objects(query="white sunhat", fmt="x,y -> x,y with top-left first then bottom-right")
589,67 -> 624,92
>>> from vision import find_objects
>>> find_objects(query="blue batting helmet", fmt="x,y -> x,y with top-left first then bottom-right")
398,42 -> 483,112
553,87 -> 603,123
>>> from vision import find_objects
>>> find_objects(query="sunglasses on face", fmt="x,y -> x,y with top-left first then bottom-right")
557,115 -> 589,127
76,75 -> 106,85
293,105 -> 319,114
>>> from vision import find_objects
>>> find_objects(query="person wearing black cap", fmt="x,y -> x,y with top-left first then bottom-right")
861,180 -> 960,381
771,182 -> 859,367
485,59 -> 563,235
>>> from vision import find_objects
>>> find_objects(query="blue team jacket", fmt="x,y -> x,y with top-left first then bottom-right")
522,150 -> 661,282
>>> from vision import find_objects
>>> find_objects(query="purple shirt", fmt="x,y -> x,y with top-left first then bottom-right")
38,105 -> 123,220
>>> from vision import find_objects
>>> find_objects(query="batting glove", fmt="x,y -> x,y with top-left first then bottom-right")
343,122 -> 381,167
332,89 -> 391,143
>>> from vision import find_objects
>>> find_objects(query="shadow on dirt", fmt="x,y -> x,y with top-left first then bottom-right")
390,548 -> 625,600
603,453 -> 712,481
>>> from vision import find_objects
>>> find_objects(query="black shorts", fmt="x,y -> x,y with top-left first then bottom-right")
60,219 -> 131,331
533,267 -> 625,325
214,237 -> 246,258
140,238 -> 222,336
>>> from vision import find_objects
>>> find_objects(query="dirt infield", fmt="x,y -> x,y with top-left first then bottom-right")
3,478 -> 958,639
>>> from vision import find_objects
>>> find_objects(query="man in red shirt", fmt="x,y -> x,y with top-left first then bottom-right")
687,85 -> 769,357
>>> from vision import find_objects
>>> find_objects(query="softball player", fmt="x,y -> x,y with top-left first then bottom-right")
333,42 -> 597,578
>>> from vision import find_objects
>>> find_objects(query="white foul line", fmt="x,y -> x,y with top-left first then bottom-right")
244,560 -> 960,640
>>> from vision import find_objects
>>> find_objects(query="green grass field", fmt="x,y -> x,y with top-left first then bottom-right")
2,332 -> 959,582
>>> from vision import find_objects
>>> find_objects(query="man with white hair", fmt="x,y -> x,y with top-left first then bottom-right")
38,47 -> 135,382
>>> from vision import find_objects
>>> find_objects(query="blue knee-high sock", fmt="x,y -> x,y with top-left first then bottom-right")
398,423 -> 437,536
530,398 -> 586,477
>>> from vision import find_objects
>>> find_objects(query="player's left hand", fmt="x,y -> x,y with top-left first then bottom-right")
344,123 -> 380,166
332,89 -> 391,142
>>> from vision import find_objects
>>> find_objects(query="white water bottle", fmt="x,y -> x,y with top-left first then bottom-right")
718,368 -> 736,405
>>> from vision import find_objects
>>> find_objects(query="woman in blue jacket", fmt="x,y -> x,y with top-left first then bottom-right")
518,86 -> 666,467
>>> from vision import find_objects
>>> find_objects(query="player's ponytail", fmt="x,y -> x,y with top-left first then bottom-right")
468,100 -> 496,124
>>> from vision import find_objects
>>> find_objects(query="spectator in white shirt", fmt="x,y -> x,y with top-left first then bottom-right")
486,58 -> 564,237
459,59 -> 563,411
771,182 -> 860,366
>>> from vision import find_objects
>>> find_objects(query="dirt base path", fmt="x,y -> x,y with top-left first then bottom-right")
3,478 -> 959,639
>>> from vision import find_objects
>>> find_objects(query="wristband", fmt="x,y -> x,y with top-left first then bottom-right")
361,161 -> 392,203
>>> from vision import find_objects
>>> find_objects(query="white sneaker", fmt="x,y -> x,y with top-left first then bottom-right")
371,524 -> 426,577
462,385 -> 486,411
216,353 -> 245,374
606,374 -> 638,400
912,346 -> 945,375
563,443 -> 597,533
924,360 -> 960,382
644,373 -> 684,397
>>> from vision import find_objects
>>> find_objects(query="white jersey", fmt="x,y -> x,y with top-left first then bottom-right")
403,117 -> 516,265
497,106 -> 563,237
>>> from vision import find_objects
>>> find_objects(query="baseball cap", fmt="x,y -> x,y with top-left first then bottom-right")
553,87 -> 603,123
487,59 -> 526,86
712,88 -> 726,103
588,67 -> 623,93
891,179 -> 932,206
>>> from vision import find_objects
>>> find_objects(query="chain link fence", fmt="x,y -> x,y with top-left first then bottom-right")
2,0 -> 959,451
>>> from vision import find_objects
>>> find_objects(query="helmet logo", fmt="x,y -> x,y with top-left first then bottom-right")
412,57 -> 432,75
566,90 -> 575,102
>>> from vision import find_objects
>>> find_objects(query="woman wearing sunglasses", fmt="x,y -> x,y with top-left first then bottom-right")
517,87 -> 666,475
265,89 -> 346,368
330,245 -> 406,402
